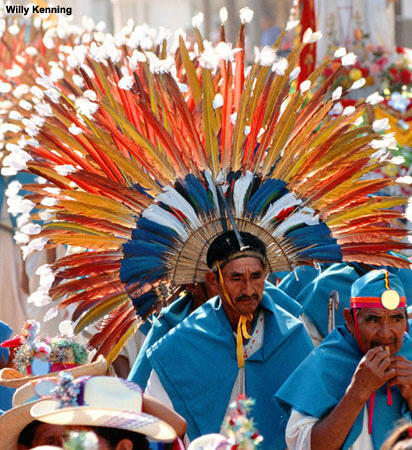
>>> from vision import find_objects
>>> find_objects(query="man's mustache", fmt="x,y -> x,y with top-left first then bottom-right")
235,294 -> 260,302
371,339 -> 397,347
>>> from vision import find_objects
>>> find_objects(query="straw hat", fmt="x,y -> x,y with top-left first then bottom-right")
0,354 -> 107,388
31,375 -> 177,442
188,434 -> 229,449
0,357 -> 107,450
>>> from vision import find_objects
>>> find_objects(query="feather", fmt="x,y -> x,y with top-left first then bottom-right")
233,171 -> 254,217
74,292 -> 129,334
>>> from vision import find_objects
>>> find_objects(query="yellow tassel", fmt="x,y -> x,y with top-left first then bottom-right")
217,262 -> 252,368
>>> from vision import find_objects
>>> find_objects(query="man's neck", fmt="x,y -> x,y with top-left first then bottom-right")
222,302 -> 259,335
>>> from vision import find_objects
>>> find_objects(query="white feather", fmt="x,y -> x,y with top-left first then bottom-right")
142,204 -> 188,239
157,186 -> 202,228
259,192 -> 302,227
233,171 -> 254,217
273,208 -> 319,237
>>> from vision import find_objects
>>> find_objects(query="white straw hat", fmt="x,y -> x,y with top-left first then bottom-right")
0,357 -> 107,450
30,374 -> 177,443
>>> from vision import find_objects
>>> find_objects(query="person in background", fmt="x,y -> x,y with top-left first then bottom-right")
23,373 -> 186,450
260,11 -> 281,47
277,269 -> 412,450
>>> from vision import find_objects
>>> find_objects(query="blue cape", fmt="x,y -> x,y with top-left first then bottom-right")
297,263 -> 365,338
0,321 -> 13,412
276,265 -> 323,302
147,293 -> 313,449
263,280 -> 302,318
128,292 -> 194,388
276,326 -> 412,449
129,282 -> 302,390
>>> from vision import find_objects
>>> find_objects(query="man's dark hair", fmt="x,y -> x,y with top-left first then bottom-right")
206,230 -> 267,269
18,420 -> 41,446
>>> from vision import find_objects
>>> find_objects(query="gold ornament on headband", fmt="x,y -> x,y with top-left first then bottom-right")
381,290 -> 400,310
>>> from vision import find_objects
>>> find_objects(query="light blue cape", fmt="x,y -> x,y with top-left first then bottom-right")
128,292 -> 194,388
147,293 -> 313,449
276,326 -> 412,449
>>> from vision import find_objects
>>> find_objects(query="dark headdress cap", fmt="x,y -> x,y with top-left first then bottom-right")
206,231 -> 267,270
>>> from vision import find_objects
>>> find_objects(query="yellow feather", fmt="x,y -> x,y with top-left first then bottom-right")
57,200 -> 135,227
74,292 -> 129,334
106,321 -> 140,366
327,197 -> 407,225
232,64 -> 259,170
178,35 -> 202,105
100,102 -> 175,180
202,68 -> 219,176
43,222 -> 114,236
60,190 -> 138,215
50,233 -> 124,250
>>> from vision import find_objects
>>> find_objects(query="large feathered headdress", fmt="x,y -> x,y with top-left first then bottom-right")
2,9 -> 411,363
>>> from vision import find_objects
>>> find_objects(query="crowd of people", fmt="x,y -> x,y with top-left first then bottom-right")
1,3 -> 412,450
2,243 -> 412,449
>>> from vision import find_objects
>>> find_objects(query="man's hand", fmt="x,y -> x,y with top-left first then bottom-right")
349,346 -> 394,401
311,346 -> 393,450
389,355 -> 412,409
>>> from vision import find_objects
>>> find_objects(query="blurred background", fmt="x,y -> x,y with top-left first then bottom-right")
51,0 -> 412,49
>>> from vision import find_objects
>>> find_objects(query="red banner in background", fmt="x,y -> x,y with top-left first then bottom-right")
298,0 -> 317,84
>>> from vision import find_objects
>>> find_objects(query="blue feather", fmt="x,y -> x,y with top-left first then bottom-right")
299,245 -> 342,261
246,179 -> 288,217
135,218 -> 178,241
183,174 -> 213,214
131,228 -> 175,247
120,256 -> 165,283
286,223 -> 334,248
131,290 -> 158,319
122,241 -> 168,258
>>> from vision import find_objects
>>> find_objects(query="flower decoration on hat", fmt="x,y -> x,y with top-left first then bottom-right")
53,372 -> 82,409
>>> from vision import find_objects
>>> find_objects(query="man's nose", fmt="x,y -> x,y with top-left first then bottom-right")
242,278 -> 255,296
378,319 -> 393,341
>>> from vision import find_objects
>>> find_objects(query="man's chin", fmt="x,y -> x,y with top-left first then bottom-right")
235,299 -> 260,315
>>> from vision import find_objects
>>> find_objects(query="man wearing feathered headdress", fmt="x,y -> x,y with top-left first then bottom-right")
277,269 -> 412,450
144,229 -> 314,449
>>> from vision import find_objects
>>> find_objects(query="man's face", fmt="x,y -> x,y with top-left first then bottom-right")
25,422 -> 66,448
218,256 -> 266,316
24,424 -> 114,449
345,307 -> 407,354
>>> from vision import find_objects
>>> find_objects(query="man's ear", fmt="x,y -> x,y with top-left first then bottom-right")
205,271 -> 219,293
343,308 -> 354,333
115,438 -> 134,450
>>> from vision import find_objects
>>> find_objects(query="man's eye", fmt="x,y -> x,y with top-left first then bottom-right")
366,317 -> 379,323
45,437 -> 63,445
392,316 -> 404,322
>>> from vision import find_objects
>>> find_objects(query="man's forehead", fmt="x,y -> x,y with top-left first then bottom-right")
358,307 -> 406,316
223,256 -> 264,273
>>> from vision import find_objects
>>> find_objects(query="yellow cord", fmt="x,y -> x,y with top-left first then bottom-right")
217,262 -> 253,368
384,269 -> 390,289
